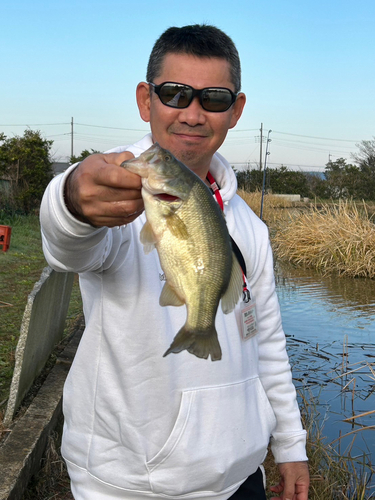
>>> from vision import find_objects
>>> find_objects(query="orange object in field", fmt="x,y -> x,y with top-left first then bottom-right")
0,225 -> 12,252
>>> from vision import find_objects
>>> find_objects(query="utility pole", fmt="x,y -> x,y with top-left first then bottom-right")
259,123 -> 263,170
71,117 -> 74,160
260,129 -> 272,221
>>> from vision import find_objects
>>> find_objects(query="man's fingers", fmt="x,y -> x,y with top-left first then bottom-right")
78,192 -> 145,227
270,462 -> 309,500
87,210 -> 144,228
269,483 -> 283,493
88,154 -> 141,191
104,151 -> 135,167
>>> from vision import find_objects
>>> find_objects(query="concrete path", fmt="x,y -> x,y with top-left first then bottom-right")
0,326 -> 82,500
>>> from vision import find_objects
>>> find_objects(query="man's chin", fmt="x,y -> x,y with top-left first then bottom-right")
170,148 -> 205,170
151,137 -> 211,175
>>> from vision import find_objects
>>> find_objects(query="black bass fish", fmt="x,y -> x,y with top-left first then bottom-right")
122,143 -> 243,361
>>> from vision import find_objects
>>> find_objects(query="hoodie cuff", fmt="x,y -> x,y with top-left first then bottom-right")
270,430 -> 308,463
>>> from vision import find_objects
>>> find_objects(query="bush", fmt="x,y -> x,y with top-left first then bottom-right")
0,130 -> 53,213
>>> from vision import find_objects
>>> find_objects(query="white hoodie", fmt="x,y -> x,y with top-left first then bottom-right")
40,134 -> 307,500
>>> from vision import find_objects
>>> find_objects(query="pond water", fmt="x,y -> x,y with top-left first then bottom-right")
275,263 -> 375,475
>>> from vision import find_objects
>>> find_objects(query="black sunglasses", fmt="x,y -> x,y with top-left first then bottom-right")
149,81 -> 238,112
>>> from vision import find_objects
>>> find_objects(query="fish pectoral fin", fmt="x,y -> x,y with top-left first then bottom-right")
159,282 -> 185,307
140,221 -> 157,254
221,253 -> 243,314
166,215 -> 189,240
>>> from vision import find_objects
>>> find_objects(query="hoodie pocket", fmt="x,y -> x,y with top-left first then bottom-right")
146,377 -> 276,496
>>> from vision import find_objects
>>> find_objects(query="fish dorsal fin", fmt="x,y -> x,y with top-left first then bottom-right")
159,281 -> 185,307
140,220 -> 157,254
166,214 -> 189,240
221,253 -> 243,314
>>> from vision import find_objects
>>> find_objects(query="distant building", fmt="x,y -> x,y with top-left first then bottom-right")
51,162 -> 70,176
0,177 -> 11,193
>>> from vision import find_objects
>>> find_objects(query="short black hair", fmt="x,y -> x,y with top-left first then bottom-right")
146,24 -> 241,93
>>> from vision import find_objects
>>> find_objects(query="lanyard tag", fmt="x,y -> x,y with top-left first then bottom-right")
240,299 -> 258,340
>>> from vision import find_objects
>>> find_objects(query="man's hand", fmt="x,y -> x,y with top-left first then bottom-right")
64,151 -> 144,227
270,461 -> 309,500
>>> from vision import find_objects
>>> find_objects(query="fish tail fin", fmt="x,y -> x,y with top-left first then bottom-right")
163,327 -> 222,361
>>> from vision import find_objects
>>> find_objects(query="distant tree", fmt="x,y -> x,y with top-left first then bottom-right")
0,130 -> 53,212
304,173 -> 328,199
267,166 -> 310,197
236,167 -> 263,191
352,137 -> 375,167
237,165 -> 310,197
352,138 -> 375,200
342,163 -> 364,198
237,139 -> 375,200
70,148 -> 102,165
325,158 -> 350,198
324,157 -> 368,199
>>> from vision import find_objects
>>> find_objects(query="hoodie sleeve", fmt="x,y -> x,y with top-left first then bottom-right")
236,203 -> 307,464
255,237 -> 307,463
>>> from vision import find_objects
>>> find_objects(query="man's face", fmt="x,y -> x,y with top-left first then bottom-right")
136,53 -> 246,180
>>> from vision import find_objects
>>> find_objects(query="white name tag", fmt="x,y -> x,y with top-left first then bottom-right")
240,299 -> 258,340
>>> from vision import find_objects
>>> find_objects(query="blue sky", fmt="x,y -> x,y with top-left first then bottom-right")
1,0 -> 374,171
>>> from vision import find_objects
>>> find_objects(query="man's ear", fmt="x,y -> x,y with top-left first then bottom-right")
136,82 -> 151,123
229,92 -> 246,129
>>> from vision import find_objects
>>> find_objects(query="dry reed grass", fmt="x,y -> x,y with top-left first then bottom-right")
271,200 -> 375,279
237,189 -> 295,227
238,191 -> 375,279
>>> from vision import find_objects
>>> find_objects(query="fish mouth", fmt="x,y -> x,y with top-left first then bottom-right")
155,193 -> 181,202
142,179 -> 183,203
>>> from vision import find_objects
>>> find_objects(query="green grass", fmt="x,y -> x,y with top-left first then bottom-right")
0,213 -> 82,420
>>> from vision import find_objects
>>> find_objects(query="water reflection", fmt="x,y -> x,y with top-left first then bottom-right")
275,262 -> 375,478
276,262 -> 375,344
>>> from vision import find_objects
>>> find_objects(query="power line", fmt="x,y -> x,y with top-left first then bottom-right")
271,130 -> 361,143
231,161 -> 325,170
0,122 -> 69,126
75,123 -> 148,132
0,122 -> 364,143
45,133 -> 71,138
227,128 -> 259,133
271,141 -> 352,155
271,136 -> 354,149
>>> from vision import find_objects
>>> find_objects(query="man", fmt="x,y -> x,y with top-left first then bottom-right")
41,24 -> 309,500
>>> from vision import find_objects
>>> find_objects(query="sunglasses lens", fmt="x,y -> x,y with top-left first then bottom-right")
202,89 -> 234,111
159,84 -> 192,108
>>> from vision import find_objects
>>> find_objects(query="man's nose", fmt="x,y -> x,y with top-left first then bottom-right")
177,97 -> 206,126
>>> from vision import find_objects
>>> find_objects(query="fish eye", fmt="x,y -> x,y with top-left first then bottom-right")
164,154 -> 172,162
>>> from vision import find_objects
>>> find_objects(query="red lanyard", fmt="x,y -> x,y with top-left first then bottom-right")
206,171 -> 224,210
206,172 -> 250,303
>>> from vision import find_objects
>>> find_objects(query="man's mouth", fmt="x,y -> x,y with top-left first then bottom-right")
175,133 -> 207,139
